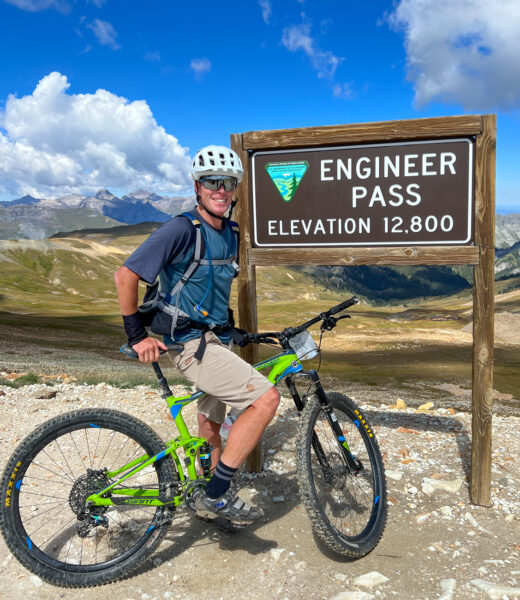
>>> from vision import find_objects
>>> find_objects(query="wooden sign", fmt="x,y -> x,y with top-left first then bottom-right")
231,115 -> 496,507
252,139 -> 474,247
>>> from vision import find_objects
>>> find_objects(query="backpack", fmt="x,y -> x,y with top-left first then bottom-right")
138,212 -> 240,344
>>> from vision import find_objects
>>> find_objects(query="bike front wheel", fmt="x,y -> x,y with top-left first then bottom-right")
0,408 -> 177,587
296,392 -> 387,558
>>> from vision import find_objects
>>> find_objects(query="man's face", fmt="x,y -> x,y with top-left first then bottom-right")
195,177 -> 236,219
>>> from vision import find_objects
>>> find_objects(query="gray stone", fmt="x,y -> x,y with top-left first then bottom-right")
331,592 -> 374,600
471,579 -> 520,599
353,571 -> 389,589
421,478 -> 463,494
438,578 -> 456,600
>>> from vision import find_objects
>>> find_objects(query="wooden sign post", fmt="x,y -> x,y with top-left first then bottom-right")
231,115 -> 496,506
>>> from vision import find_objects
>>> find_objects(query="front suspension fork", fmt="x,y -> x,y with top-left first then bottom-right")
287,371 -> 362,473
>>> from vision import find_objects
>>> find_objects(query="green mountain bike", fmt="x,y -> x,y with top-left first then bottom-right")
0,296 -> 387,587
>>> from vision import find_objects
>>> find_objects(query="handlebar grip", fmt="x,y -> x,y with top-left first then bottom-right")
328,296 -> 359,316
120,343 -> 138,358
120,342 -> 184,359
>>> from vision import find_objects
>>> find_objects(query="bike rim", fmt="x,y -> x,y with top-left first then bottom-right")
310,407 -> 381,541
10,422 -> 166,572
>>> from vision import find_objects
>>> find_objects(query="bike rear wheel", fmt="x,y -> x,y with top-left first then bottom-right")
0,408 -> 177,587
296,392 -> 387,558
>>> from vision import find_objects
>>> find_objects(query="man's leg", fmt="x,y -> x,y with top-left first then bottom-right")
197,413 -> 222,470
201,386 -> 280,508
172,334 -> 279,523
220,386 -> 280,468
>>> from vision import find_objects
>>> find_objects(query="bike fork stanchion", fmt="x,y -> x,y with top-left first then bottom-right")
285,377 -> 305,411
309,370 -> 361,473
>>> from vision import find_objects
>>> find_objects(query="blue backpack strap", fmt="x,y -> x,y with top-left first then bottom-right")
228,219 -> 240,275
158,212 -> 206,329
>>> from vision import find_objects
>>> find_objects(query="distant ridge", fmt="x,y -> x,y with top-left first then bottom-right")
50,221 -> 162,239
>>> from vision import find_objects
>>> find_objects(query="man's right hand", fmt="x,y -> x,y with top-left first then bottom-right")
132,337 -> 169,363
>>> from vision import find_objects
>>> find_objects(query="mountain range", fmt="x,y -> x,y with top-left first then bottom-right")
1,189 -> 519,247
0,189 -> 194,240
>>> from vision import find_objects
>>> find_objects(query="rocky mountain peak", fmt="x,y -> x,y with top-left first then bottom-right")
94,189 -> 117,201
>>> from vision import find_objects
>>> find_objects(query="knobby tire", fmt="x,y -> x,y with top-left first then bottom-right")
0,409 -> 176,587
296,392 -> 387,558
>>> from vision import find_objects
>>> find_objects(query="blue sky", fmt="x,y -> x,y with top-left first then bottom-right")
0,0 -> 519,213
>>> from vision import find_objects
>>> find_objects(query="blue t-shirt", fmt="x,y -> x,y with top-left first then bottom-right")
124,209 -> 238,343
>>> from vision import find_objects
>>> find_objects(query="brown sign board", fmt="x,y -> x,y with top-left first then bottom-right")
252,138 -> 474,247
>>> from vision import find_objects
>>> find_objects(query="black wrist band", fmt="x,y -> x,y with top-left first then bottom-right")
122,312 -> 148,347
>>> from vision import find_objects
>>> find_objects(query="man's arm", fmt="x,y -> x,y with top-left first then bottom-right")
114,265 -> 167,363
114,265 -> 140,315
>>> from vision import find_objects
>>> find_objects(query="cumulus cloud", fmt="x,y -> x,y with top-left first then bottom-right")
390,0 -> 520,110
190,58 -> 212,79
259,0 -> 271,24
282,23 -> 342,79
0,72 -> 192,198
87,18 -> 120,50
4,0 -> 70,11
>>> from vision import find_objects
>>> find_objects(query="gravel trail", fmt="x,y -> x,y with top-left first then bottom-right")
0,376 -> 519,600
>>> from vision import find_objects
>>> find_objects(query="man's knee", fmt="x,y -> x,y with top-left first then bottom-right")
253,386 -> 280,417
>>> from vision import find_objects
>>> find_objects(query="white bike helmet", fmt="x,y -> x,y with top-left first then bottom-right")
191,145 -> 244,183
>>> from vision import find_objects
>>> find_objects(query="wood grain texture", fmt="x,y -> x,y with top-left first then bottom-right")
230,133 -> 263,472
240,115 -> 482,150
471,115 -> 496,507
249,246 -> 479,266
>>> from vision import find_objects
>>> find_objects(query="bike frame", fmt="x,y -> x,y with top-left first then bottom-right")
86,348 -> 304,509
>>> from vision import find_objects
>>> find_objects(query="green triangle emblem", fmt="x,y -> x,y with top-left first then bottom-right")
265,161 -> 309,202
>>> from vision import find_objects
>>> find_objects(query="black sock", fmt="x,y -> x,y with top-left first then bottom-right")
205,460 -> 237,499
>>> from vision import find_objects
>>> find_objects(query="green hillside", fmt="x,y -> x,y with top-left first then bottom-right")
0,224 -> 518,405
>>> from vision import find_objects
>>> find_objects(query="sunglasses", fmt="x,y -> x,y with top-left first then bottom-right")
199,176 -> 238,192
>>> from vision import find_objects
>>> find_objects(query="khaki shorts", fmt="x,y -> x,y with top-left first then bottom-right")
169,332 -> 274,424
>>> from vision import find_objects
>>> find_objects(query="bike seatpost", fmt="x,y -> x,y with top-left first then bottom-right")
152,362 -> 172,398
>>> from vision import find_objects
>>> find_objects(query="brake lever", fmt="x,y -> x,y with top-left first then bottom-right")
320,313 -> 351,332
320,316 -> 338,331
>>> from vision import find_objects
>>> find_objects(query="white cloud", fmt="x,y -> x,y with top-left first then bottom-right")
390,0 -> 520,110
282,23 -> 342,79
332,83 -> 354,100
0,72 -> 192,198
87,18 -> 120,50
190,58 -> 212,79
144,50 -> 161,62
259,0 -> 271,24
4,0 -> 69,11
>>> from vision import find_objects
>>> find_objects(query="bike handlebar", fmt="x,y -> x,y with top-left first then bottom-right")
245,296 -> 359,345
328,296 -> 359,316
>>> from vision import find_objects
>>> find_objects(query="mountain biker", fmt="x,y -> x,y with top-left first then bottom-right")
114,145 -> 280,525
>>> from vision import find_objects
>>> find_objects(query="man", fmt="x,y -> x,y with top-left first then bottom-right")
114,145 -> 280,525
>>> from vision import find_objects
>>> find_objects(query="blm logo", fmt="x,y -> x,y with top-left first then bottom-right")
265,161 -> 309,202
